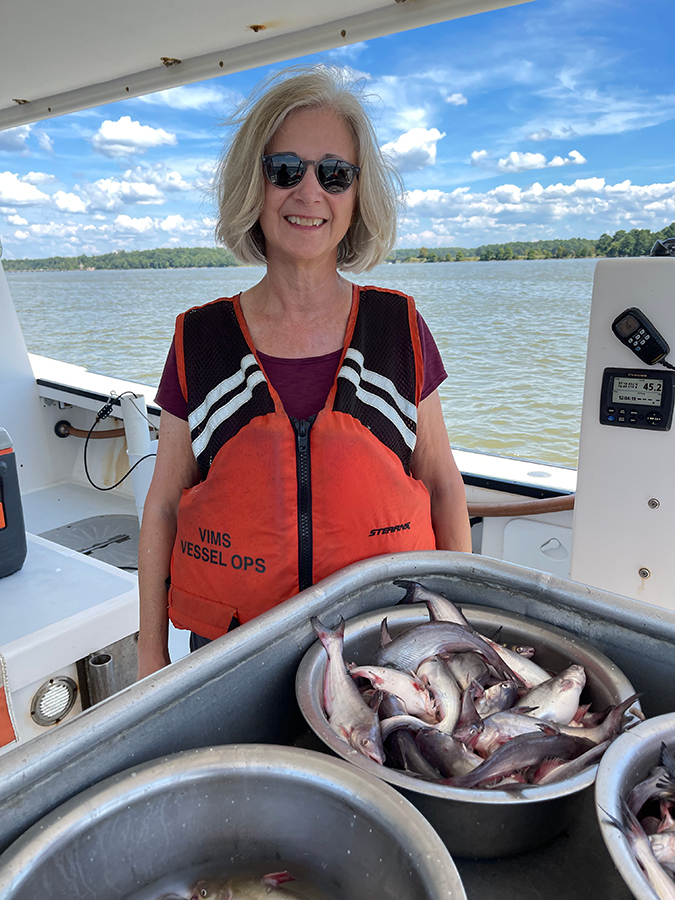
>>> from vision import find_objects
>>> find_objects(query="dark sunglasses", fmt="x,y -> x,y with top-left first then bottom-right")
262,152 -> 360,194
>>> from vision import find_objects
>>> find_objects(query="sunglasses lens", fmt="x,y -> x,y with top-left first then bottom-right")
263,154 -> 358,193
317,158 -> 356,193
264,154 -> 305,188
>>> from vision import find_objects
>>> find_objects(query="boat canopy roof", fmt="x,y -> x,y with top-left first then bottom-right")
1,0 -> 532,131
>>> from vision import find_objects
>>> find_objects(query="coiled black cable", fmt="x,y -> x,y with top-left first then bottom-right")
84,392 -> 157,492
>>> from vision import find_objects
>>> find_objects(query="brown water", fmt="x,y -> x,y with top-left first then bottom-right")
7,258 -> 595,467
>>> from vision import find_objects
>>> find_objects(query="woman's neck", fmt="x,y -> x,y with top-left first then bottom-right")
240,266 -> 354,358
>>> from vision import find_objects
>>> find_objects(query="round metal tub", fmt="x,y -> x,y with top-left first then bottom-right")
0,744 -> 466,900
596,712 -> 675,900
296,604 -> 639,859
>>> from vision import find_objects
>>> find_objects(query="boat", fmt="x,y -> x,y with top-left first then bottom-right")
1,0 -> 675,893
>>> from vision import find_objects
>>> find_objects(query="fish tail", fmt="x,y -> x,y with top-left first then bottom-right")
311,615 -> 345,650
393,580 -> 419,604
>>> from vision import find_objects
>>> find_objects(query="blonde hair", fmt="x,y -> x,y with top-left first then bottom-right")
213,66 -> 402,272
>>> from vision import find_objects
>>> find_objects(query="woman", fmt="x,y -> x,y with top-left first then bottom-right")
137,67 -> 471,679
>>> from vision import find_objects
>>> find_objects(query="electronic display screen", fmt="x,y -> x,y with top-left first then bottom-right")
612,376 -> 663,407
614,314 -> 640,338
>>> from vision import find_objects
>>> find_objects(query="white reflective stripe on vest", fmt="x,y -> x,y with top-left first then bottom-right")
191,368 -> 267,458
337,364 -> 417,451
343,348 -> 418,422
189,353 -> 258,434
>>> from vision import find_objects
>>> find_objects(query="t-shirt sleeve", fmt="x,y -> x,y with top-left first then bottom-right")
155,337 -> 189,420
416,310 -> 447,401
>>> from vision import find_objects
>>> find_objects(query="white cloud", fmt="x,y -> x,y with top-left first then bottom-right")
24,223 -> 80,238
382,128 -> 446,172
37,133 -> 54,153
495,151 -> 549,173
14,230 -> 30,240
158,214 -> 186,232
113,215 -> 156,233
548,150 -> 587,167
121,163 -> 192,192
81,177 -> 166,211
21,171 -> 57,185
109,213 -> 213,238
91,116 -> 177,158
471,149 -> 587,173
6,214 -> 28,225
0,172 -> 50,205
399,177 -> 675,246
0,125 -> 31,154
446,93 -> 468,106
528,126 -> 578,141
53,191 -> 87,213
521,93 -> 675,143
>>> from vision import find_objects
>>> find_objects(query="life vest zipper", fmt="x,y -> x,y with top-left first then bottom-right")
291,415 -> 316,592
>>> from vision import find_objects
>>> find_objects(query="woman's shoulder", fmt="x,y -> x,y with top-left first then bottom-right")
356,283 -> 412,298
179,294 -> 239,318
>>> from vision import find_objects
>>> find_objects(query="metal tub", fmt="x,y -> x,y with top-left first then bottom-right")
296,603 -> 638,858
0,744 -> 465,900
595,713 -> 675,900
3,551 -> 675,899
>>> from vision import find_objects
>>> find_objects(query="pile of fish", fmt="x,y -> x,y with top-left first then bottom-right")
604,744 -> 675,900
312,580 -> 640,790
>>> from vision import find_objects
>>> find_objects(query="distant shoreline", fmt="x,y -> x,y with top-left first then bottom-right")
3,223 -> 673,271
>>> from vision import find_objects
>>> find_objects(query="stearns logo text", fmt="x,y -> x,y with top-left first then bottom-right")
369,521 -> 411,537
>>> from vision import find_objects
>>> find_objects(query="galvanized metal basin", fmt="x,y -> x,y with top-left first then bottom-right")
0,743 -> 466,900
296,604 -> 639,859
596,712 -> 675,900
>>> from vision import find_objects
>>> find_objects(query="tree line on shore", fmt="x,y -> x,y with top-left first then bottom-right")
3,246 -> 238,272
389,222 -> 675,263
3,222 -> 675,271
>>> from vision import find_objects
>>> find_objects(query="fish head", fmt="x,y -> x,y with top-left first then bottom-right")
560,665 -> 587,692
348,723 -> 386,765
453,722 -> 483,748
190,880 -> 229,900
510,644 -> 535,658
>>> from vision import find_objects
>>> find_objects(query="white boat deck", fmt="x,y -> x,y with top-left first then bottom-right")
22,482 -> 138,534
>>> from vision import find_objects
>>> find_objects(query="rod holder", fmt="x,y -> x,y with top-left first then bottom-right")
87,653 -> 116,705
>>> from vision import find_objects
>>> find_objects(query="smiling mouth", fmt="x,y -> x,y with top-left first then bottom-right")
285,215 -> 326,227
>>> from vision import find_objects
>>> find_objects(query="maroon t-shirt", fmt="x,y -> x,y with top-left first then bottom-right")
155,308 -> 447,421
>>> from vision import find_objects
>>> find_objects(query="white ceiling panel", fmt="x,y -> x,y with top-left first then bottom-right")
0,0 -> 534,130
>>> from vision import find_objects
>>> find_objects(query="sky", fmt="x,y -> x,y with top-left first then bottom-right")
1,0 -> 674,260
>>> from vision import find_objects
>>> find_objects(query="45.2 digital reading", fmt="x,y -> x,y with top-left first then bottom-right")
600,368 -> 674,431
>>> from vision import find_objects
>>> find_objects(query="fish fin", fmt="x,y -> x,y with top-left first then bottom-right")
379,617 -> 392,647
536,723 -> 560,736
660,741 -> 675,775
262,871 -> 296,887
599,805 -> 622,830
424,599 -> 442,622
369,689 -> 384,712
572,703 -> 591,723
491,626 -> 504,643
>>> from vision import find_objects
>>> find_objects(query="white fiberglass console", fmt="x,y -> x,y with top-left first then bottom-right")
571,257 -> 675,610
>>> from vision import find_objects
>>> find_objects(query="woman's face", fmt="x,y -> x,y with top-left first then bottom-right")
258,106 -> 358,269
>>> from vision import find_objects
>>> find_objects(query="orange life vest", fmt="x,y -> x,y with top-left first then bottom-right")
168,283 -> 436,639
